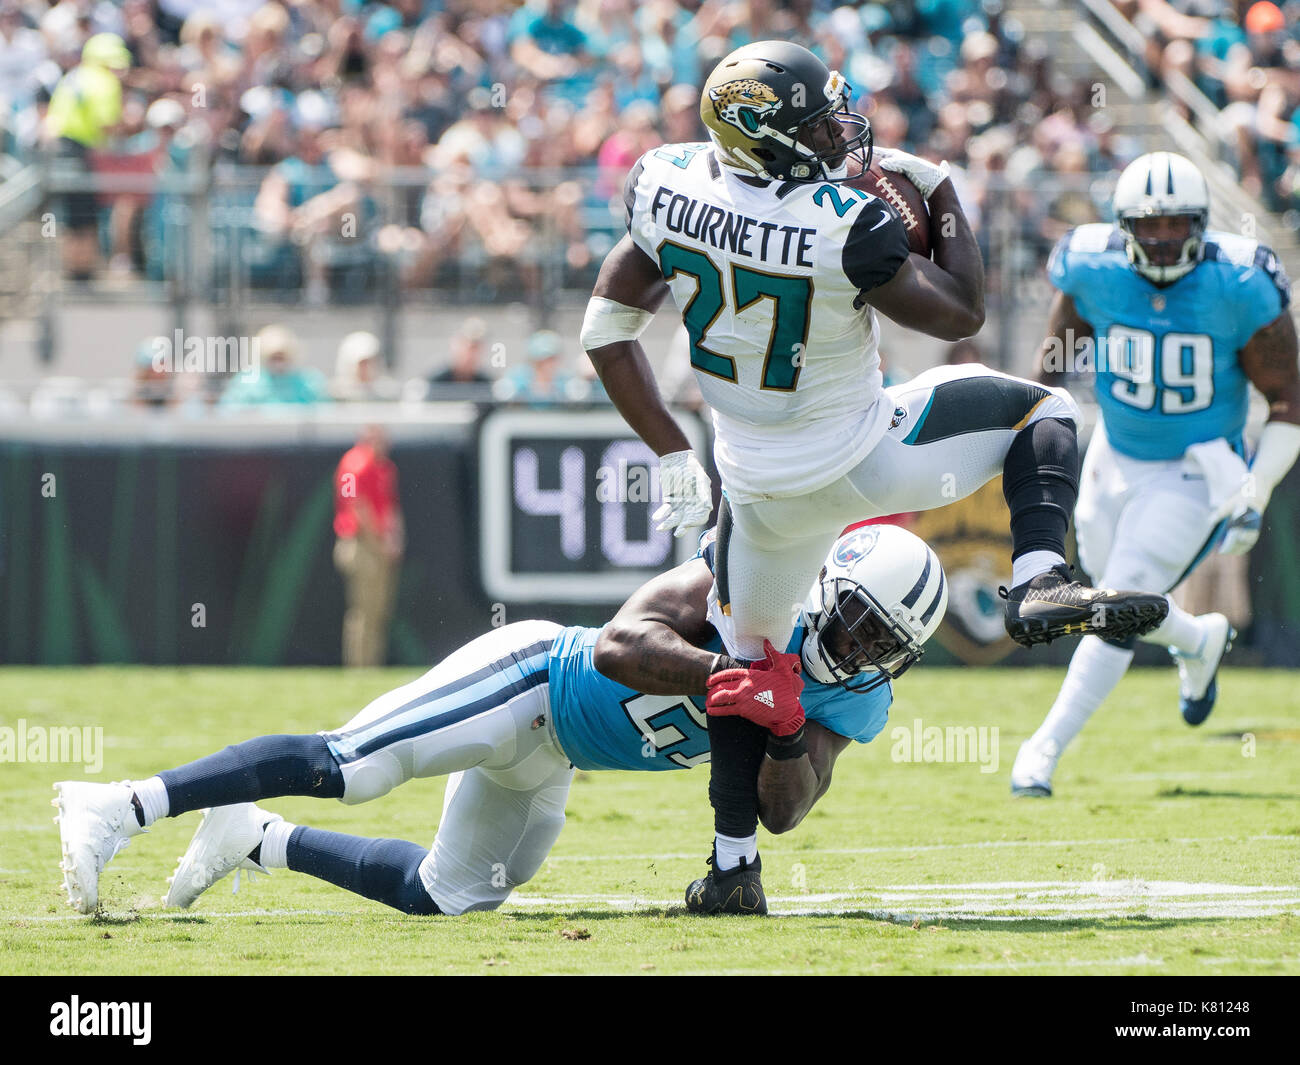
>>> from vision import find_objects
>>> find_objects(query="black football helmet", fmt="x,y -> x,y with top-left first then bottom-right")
700,41 -> 872,183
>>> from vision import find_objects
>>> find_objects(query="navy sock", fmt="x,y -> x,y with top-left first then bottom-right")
158,734 -> 344,817
1002,417 -> 1080,560
286,826 -> 441,915
708,715 -> 769,838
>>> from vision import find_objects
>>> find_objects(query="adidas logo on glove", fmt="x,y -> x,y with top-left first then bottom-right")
754,690 -> 775,708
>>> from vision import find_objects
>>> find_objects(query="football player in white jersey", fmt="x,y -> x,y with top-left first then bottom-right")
1011,152 -> 1300,797
581,40 -> 1170,907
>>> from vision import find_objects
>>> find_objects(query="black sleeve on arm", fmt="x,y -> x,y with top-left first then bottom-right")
623,157 -> 647,231
842,203 -> 910,292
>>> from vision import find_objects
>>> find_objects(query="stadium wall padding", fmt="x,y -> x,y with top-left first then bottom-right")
1,437 -> 1296,667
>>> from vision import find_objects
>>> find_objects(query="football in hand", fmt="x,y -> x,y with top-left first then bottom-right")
847,165 -> 931,258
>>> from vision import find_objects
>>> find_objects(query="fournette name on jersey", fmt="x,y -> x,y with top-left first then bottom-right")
645,183 -> 818,268
624,140 -> 909,285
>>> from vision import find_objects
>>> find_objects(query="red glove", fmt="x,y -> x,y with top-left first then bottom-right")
706,640 -> 806,736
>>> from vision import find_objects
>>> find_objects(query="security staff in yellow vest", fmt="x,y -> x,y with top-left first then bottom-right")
44,33 -> 131,280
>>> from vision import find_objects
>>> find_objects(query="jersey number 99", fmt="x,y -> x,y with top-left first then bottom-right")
1105,326 -> 1214,414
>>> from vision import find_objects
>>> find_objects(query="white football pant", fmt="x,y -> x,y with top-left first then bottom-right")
715,364 -> 1080,661
322,620 -> 574,915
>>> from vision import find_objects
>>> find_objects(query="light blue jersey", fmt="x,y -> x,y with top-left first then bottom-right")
549,528 -> 892,772
1048,223 -> 1290,461
548,623 -> 893,773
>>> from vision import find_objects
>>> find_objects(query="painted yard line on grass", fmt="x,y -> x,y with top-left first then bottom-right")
502,881 -> 1300,920
18,894 -> 1300,924
544,834 -> 1300,862
947,956 -> 1168,970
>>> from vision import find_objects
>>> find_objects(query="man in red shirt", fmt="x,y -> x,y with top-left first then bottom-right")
334,426 -> 405,666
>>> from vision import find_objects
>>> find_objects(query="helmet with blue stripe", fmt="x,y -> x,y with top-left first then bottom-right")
800,525 -> 947,692
1112,152 -> 1209,284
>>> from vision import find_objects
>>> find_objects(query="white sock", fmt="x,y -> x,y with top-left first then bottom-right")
259,819 -> 295,869
1012,550 -> 1066,589
714,832 -> 758,872
1139,598 -> 1205,655
132,776 -> 169,828
1033,636 -> 1134,752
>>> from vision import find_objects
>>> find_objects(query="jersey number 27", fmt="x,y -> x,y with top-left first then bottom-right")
657,240 -> 813,392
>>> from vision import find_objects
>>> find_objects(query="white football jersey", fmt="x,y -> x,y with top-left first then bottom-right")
626,142 -> 911,503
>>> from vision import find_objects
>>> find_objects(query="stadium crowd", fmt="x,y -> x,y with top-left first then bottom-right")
0,0 -> 1153,410
1117,0 -> 1300,230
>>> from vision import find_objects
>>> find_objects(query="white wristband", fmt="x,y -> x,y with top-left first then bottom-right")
580,296 -> 654,350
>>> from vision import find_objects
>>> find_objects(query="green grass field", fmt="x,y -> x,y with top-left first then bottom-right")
2,666 -> 1297,975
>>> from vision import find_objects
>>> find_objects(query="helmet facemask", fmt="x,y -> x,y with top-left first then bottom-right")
805,578 -> 924,693
1118,209 -> 1206,284
777,76 -> 872,183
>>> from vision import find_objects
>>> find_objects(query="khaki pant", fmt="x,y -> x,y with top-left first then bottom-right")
335,534 -> 399,667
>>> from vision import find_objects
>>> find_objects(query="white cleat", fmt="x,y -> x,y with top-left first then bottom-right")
1174,613 -> 1234,727
52,781 -> 144,914
164,803 -> 281,909
1010,737 -> 1060,798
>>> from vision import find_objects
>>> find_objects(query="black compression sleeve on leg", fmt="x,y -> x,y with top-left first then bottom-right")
708,715 -> 769,838
286,826 -> 440,915
1002,416 -> 1080,560
158,734 -> 344,817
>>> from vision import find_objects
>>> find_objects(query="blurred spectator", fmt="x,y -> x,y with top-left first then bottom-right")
509,0 -> 593,105
0,2 -> 48,118
334,425 -> 404,668
44,32 -> 131,279
945,338 -> 984,365
494,329 -> 590,405
220,325 -> 327,407
131,337 -> 173,409
253,117 -> 364,305
428,316 -> 495,391
332,330 -> 400,401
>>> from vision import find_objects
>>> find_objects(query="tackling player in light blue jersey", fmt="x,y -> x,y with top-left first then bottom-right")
1013,152 -> 1300,797
52,525 -> 942,918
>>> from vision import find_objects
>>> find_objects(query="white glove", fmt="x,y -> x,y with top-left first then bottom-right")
1219,503 -> 1262,556
654,450 -> 713,538
873,146 -> 951,201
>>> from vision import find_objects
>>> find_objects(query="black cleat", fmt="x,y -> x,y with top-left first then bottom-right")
1001,564 -> 1168,648
685,849 -> 767,915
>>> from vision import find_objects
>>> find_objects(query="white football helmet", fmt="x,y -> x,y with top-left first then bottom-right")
800,524 -> 948,692
1112,151 -> 1209,284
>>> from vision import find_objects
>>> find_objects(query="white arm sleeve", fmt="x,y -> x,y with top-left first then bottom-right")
580,297 -> 654,351
1249,420 -> 1300,511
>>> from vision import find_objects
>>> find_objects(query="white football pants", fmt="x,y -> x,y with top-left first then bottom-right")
715,364 -> 1080,661
322,620 -> 574,915
1074,418 -> 1227,595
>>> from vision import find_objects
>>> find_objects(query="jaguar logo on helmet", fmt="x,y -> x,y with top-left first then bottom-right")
700,41 -> 872,183
708,79 -> 782,137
